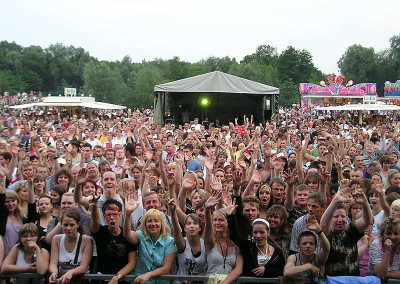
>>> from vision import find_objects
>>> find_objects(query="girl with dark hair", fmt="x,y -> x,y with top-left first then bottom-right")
49,185 -> 67,218
1,223 -> 49,280
226,201 -> 285,278
49,208 -> 93,284
266,204 -> 291,259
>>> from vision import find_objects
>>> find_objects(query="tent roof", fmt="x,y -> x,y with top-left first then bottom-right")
154,71 -> 279,95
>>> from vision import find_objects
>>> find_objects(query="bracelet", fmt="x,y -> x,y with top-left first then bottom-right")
115,273 -> 122,279
316,231 -> 322,235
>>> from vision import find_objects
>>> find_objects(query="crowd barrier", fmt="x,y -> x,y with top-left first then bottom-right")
1,273 -> 400,283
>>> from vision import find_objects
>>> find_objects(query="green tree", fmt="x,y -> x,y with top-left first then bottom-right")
279,79 -> 299,107
0,70 -> 26,93
130,66 -> 163,108
242,44 -> 278,65
83,61 -> 129,104
169,56 -> 189,80
277,46 -> 318,85
338,44 -> 379,84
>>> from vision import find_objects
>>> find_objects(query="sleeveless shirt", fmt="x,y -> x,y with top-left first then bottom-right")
177,237 -> 207,276
206,245 -> 236,275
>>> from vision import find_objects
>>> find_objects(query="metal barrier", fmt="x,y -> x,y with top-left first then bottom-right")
0,273 -> 279,283
1,273 -> 400,283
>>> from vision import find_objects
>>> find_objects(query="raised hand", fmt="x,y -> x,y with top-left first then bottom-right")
144,150 -> 153,161
294,142 -> 301,153
306,215 -> 321,232
144,167 -> 151,178
203,146 -> 212,158
10,147 -> 19,156
89,193 -> 100,207
210,176 -> 222,192
124,194 -> 139,214
283,168 -> 297,185
352,188 -> 367,204
205,190 -> 222,209
232,170 -> 243,187
174,153 -> 184,165
334,180 -> 351,203
319,167 -> 330,184
222,198 -> 237,216
166,173 -> 175,188
166,198 -> 176,212
204,158 -> 215,172
25,171 -> 34,184
76,168 -> 87,185
182,176 -> 196,191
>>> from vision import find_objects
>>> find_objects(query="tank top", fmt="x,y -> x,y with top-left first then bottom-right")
294,253 -> 319,278
15,250 -> 36,284
206,245 -> 236,275
58,233 -> 83,274
177,238 -> 207,276
4,219 -> 22,256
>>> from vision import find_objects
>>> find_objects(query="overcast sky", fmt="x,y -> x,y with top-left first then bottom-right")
2,0 -> 399,75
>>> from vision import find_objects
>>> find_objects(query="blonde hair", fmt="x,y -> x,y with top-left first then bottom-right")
5,190 -> 23,219
212,209 -> 232,245
386,169 -> 400,188
15,180 -> 30,195
379,216 -> 400,239
391,199 -> 400,210
140,209 -> 170,238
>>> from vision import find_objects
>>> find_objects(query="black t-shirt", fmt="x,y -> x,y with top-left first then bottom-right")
93,225 -> 138,274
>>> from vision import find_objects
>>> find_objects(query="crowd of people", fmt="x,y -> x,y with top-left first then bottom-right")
0,106 -> 399,284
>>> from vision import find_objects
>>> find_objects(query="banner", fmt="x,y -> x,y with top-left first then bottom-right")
384,80 -> 400,96
299,83 -> 377,96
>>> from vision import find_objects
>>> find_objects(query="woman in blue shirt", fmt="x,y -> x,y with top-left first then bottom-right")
123,195 -> 176,284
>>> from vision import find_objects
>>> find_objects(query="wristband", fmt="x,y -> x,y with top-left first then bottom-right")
115,273 -> 122,279
316,231 -> 322,235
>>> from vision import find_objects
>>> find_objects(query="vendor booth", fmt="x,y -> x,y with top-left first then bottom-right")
300,75 -> 377,107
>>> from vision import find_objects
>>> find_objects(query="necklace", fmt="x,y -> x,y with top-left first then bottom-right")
256,243 -> 270,265
219,242 -> 229,269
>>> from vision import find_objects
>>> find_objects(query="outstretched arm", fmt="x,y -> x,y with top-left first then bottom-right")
123,195 -> 140,245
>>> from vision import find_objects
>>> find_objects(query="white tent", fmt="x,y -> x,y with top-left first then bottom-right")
9,97 -> 126,110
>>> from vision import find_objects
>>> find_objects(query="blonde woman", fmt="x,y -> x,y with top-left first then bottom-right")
15,181 -> 30,217
204,189 -> 243,284
124,195 -> 176,284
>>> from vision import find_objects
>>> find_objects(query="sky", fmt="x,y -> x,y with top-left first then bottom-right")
1,0 -> 399,75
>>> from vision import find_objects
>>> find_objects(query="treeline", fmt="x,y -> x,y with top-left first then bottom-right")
0,35 -> 399,108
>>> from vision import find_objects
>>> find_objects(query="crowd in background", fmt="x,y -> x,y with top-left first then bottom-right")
0,106 -> 400,283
